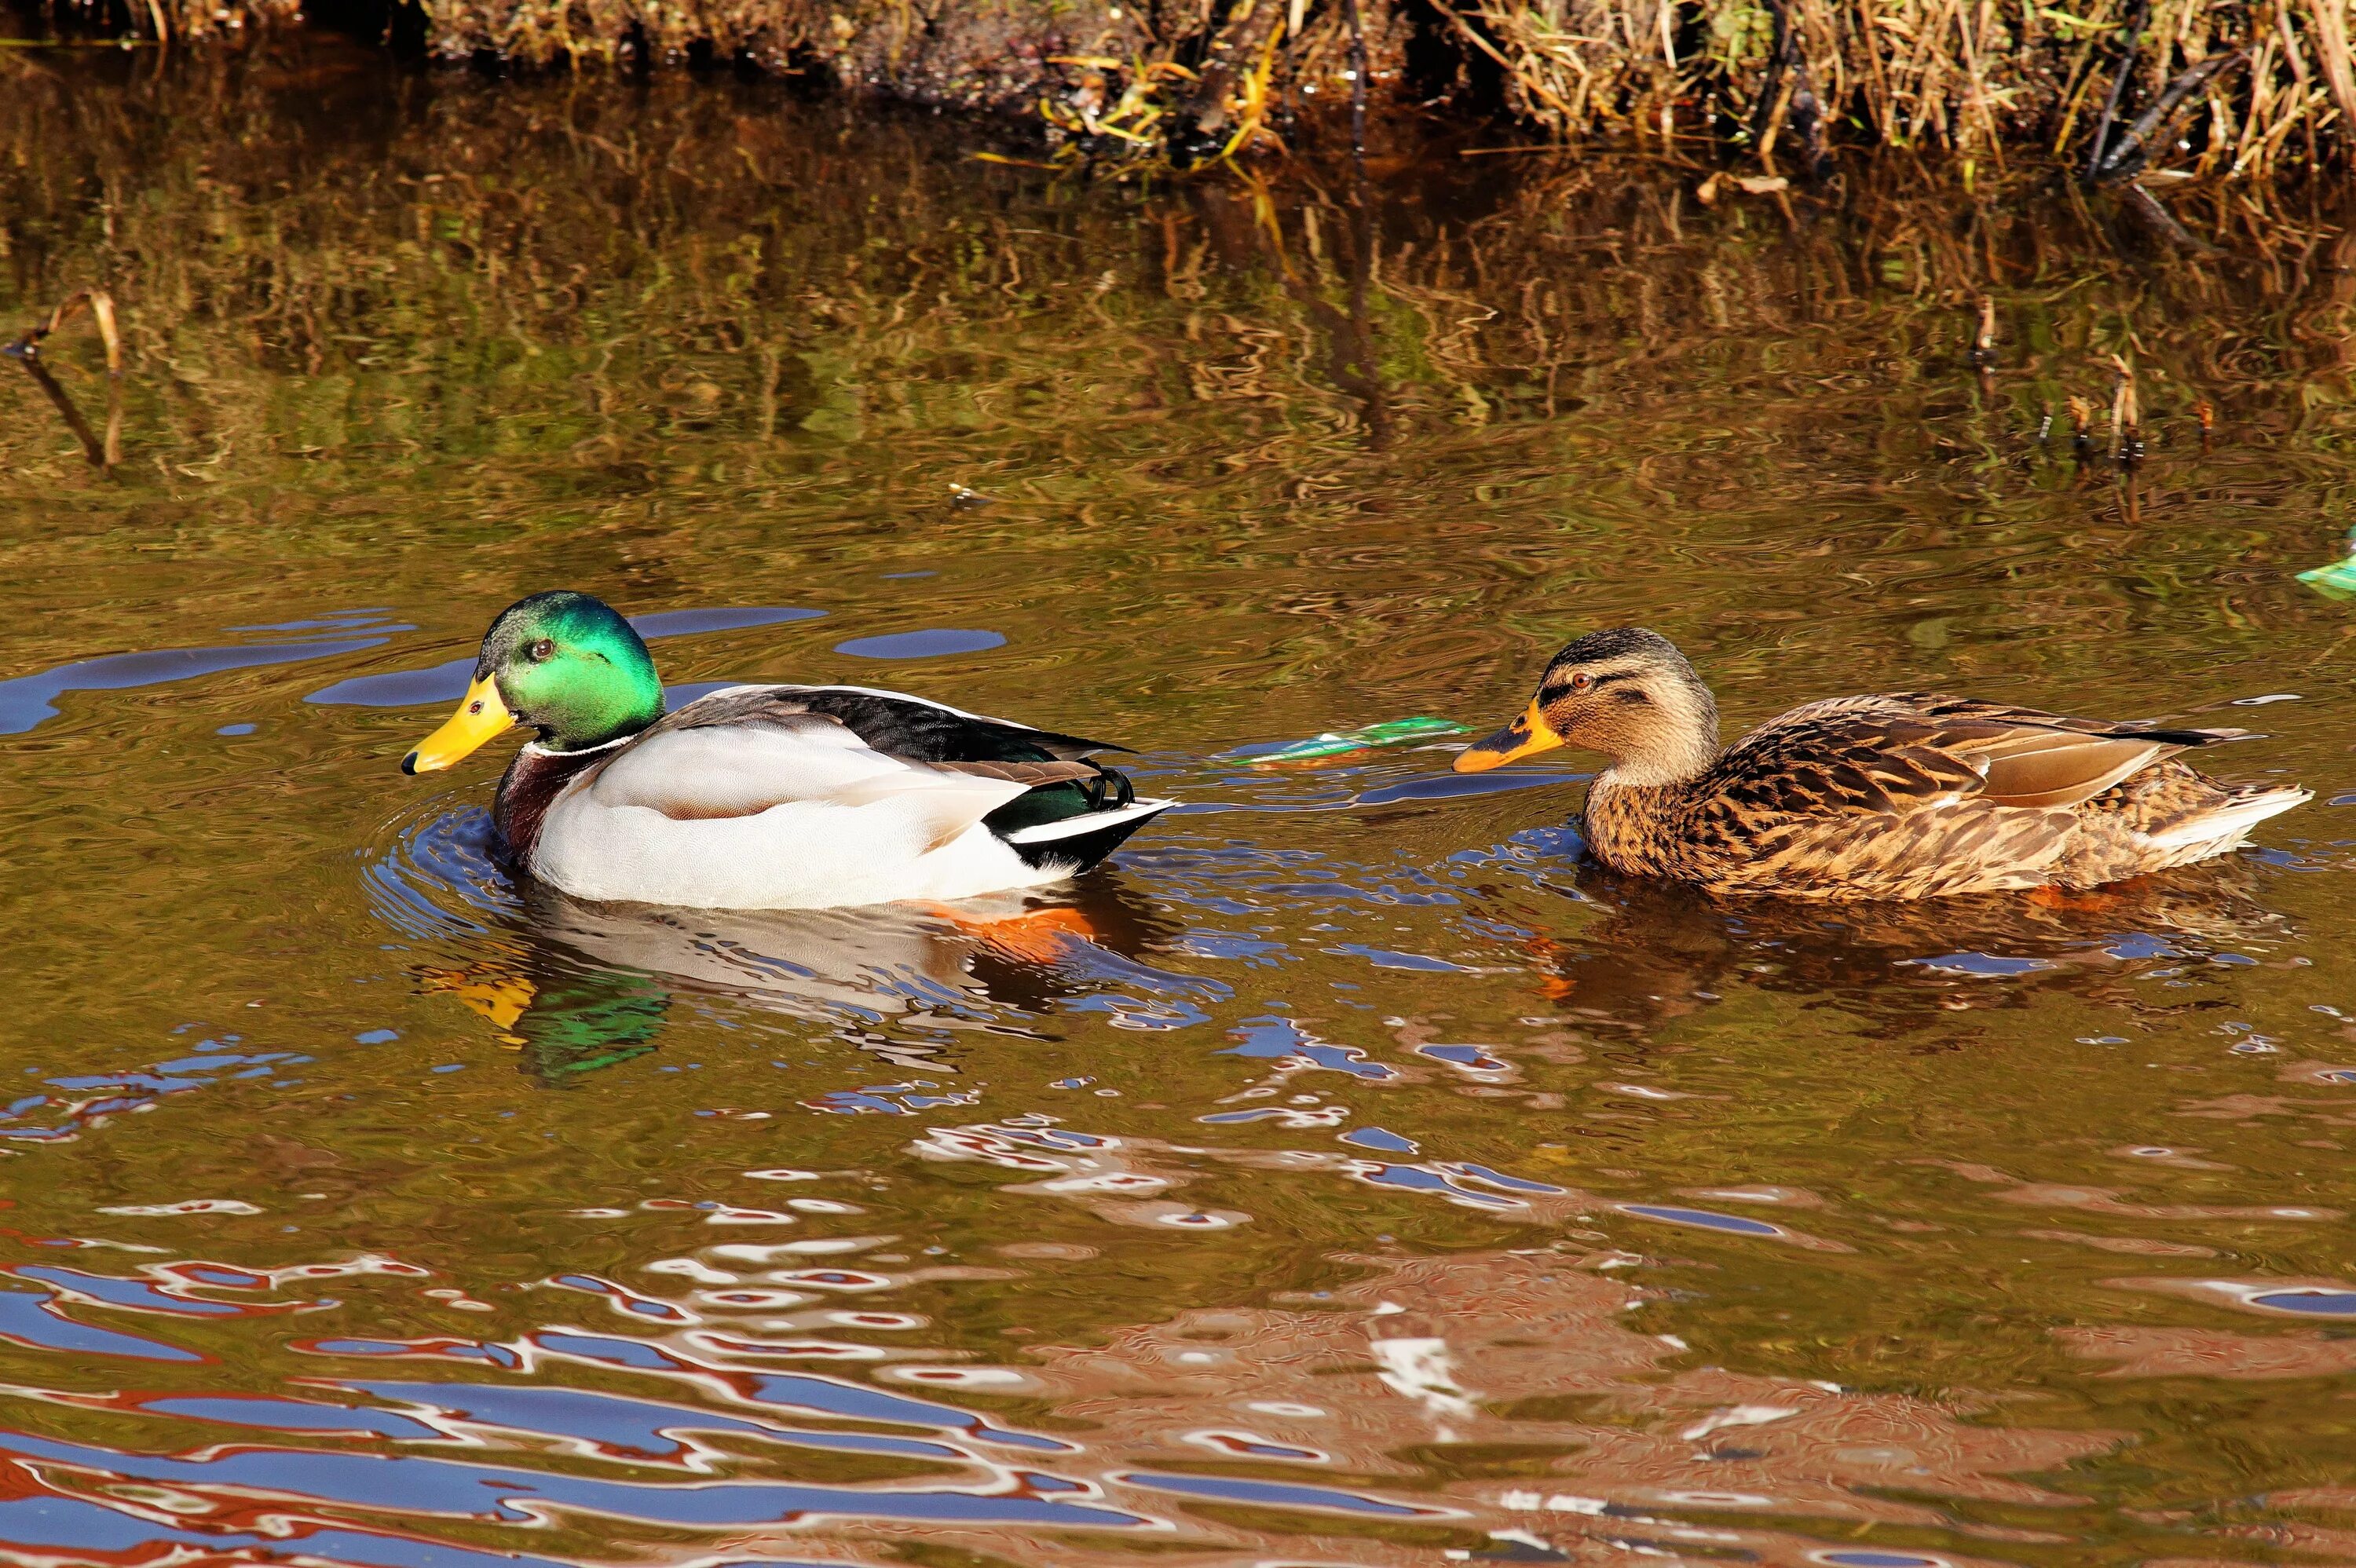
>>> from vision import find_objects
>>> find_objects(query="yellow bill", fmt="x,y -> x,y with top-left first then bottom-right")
1452,700 -> 1564,773
402,674 -> 514,774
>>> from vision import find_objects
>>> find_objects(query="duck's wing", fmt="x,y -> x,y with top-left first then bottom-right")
675,684 -> 1127,763
1721,693 -> 2255,817
583,709 -> 1036,849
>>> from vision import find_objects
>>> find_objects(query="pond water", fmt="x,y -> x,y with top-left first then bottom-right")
7,38 -> 2356,1568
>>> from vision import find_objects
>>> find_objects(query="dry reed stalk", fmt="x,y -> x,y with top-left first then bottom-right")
2109,353 -> 2143,462
2069,393 -> 2097,459
7,287 -> 122,374
2304,0 -> 2356,127
34,0 -> 2356,178
1431,0 -> 2350,179
5,288 -> 123,468
1968,294 -> 1996,365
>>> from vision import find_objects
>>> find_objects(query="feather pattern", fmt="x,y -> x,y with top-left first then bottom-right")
1585,691 -> 2305,898
503,683 -> 1171,909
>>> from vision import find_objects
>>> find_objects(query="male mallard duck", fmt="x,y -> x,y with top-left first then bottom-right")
1454,628 -> 2309,901
401,591 -> 1173,909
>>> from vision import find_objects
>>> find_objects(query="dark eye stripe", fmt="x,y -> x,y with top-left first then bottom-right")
1543,669 -> 1626,698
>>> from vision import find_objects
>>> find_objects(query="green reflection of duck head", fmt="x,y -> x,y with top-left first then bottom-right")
420,951 -> 670,1083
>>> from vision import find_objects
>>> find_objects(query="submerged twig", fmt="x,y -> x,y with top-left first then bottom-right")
2118,180 -> 2226,255
5,287 -> 123,469
14,358 -> 116,467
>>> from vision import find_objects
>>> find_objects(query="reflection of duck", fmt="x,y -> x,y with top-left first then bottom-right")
423,875 -> 1189,1080
400,591 -> 1174,909
1516,855 -> 2292,1036
423,953 -> 671,1080
1457,629 -> 2308,899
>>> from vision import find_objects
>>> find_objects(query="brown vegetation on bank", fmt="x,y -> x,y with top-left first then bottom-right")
22,0 -> 2356,177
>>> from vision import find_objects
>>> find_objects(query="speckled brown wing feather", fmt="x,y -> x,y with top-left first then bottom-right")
1709,694 -> 2239,816
1589,694 -> 2255,900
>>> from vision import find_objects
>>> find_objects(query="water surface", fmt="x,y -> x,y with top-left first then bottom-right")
6,42 -> 2356,1568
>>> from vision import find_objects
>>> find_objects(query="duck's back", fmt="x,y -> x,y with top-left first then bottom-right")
1581,693 -> 2303,900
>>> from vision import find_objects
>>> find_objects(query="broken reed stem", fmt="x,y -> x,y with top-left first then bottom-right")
5,288 -> 123,375
5,289 -> 125,469
1968,294 -> 1997,366
2069,393 -> 2097,459
2109,353 -> 2142,464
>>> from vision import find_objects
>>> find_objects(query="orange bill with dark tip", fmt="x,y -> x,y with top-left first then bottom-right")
1452,700 -> 1564,773
402,674 -> 514,774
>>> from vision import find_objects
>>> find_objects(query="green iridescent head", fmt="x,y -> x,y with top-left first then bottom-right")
402,590 -> 664,773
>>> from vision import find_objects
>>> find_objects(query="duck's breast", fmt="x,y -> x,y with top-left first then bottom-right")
525,721 -> 1056,910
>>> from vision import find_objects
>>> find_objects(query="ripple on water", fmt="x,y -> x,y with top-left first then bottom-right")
364,806 -> 518,941
1115,1470 -> 1460,1519
2248,1287 -> 2356,1316
1,620 -> 412,733
1617,1204 -> 1787,1238
832,628 -> 1007,659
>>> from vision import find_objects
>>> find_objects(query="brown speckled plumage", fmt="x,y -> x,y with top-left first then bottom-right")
1458,630 -> 2310,901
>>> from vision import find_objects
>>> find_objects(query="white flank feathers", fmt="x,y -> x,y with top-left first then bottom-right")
524,715 -> 1165,910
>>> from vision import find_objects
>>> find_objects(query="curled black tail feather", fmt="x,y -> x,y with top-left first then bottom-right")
1086,763 -> 1137,810
983,762 -> 1136,838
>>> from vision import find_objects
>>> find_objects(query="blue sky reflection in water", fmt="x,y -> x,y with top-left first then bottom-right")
5,42 -> 2356,1568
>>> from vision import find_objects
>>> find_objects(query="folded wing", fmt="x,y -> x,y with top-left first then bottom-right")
1725,693 -> 2254,818
584,712 -> 1034,849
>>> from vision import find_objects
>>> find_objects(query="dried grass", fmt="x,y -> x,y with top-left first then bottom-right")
1452,0 -> 2354,178
26,0 -> 2353,176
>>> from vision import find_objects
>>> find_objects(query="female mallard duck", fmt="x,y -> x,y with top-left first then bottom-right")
401,591 -> 1173,910
1454,628 -> 2308,901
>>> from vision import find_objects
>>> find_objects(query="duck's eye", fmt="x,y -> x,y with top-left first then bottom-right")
528,638 -> 555,663
1570,671 -> 1593,693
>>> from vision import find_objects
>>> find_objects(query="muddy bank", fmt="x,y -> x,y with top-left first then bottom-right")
18,0 -> 2356,180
